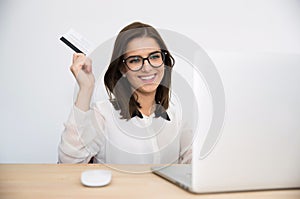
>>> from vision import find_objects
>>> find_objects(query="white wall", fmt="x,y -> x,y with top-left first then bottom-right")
0,0 -> 300,163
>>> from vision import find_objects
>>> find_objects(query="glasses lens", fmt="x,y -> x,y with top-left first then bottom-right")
148,52 -> 164,67
126,56 -> 143,71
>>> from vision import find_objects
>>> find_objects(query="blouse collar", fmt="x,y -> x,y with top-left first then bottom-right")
131,108 -> 170,121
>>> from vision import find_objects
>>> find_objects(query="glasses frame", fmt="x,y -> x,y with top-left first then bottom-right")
122,51 -> 167,72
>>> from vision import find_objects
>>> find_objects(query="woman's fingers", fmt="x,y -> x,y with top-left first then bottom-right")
82,57 -> 92,73
70,53 -> 92,77
69,53 -> 95,89
70,53 -> 83,77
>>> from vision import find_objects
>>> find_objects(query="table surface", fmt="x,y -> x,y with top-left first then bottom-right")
0,164 -> 299,199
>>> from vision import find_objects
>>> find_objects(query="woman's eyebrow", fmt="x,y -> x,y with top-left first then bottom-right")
125,50 -> 161,59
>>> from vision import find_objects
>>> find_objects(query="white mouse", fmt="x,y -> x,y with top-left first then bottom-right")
81,169 -> 112,187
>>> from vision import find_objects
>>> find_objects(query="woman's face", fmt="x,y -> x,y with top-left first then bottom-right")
123,37 -> 164,95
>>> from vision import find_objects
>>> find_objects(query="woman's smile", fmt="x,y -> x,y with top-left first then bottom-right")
138,73 -> 157,83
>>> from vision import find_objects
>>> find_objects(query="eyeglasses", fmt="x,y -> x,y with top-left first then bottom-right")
123,51 -> 166,72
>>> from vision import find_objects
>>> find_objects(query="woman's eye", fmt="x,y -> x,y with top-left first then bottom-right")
149,54 -> 161,60
129,57 -> 141,63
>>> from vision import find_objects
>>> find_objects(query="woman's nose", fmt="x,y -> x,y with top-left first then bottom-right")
141,59 -> 152,72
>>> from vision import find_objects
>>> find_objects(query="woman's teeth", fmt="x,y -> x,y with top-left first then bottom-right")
140,74 -> 155,80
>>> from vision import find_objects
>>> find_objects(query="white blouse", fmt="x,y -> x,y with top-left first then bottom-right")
58,99 -> 193,164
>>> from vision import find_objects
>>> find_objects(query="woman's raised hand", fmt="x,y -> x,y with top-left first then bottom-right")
70,53 -> 95,90
70,53 -> 95,111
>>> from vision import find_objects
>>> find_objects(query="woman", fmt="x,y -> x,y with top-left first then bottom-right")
58,22 -> 193,164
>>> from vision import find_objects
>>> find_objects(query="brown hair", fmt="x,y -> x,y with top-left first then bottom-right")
104,22 -> 175,119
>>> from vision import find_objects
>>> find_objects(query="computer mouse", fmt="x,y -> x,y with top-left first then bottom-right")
81,169 -> 112,187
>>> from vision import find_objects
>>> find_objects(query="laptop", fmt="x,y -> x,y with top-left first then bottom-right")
152,52 -> 300,193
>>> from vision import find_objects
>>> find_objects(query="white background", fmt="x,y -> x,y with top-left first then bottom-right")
0,0 -> 300,163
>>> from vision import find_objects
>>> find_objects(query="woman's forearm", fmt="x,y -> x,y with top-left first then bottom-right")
75,86 -> 94,112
